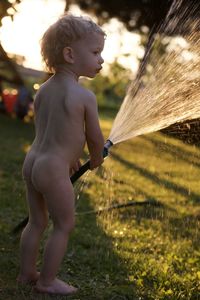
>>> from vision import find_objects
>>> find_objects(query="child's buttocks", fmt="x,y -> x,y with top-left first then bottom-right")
36,154 -> 69,192
23,150 -> 70,193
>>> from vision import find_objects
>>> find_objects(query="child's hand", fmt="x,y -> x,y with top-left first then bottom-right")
89,156 -> 104,170
70,160 -> 82,176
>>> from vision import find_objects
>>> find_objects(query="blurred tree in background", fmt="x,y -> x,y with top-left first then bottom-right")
83,61 -> 131,108
65,0 -> 200,33
65,0 -> 174,32
0,0 -> 24,85
0,0 -> 21,26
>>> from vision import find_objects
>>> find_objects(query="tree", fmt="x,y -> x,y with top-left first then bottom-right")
0,0 -> 21,26
0,0 -> 23,85
65,0 -> 200,33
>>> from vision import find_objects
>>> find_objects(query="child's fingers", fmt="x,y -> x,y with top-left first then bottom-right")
77,160 -> 82,168
69,160 -> 82,175
72,161 -> 81,173
70,167 -> 74,176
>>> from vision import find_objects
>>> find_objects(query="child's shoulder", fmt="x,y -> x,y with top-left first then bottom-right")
76,85 -> 96,105
33,80 -> 51,110
35,80 -> 49,97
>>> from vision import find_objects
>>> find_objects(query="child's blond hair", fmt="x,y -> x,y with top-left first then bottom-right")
41,14 -> 105,73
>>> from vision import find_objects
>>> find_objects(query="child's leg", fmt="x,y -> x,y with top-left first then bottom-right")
18,181 -> 48,283
36,179 -> 77,295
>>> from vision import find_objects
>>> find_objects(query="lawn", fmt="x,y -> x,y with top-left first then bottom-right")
0,112 -> 199,300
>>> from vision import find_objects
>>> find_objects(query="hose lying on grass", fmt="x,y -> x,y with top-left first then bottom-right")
75,199 -> 163,215
13,199 -> 163,234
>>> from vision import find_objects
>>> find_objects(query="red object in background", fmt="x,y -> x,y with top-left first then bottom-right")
2,92 -> 18,114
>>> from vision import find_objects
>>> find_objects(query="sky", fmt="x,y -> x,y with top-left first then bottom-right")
0,0 -> 144,74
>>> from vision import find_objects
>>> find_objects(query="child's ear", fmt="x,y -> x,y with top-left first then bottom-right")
63,47 -> 74,64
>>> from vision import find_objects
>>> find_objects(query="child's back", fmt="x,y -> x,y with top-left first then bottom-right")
23,74 -> 89,191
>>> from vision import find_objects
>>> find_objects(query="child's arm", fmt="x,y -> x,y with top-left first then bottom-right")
84,91 -> 104,170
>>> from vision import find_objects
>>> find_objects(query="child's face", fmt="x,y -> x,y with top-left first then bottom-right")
71,33 -> 105,78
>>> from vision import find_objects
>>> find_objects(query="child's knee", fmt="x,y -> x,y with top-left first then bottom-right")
55,217 -> 75,234
67,218 -> 75,233
29,215 -> 48,233
63,219 -> 75,234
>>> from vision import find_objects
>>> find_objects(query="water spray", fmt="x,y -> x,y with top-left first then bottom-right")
12,140 -> 113,234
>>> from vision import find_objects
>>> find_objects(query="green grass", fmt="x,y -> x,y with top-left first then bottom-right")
0,113 -> 200,300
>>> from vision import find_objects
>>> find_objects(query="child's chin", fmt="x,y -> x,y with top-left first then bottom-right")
86,73 -> 96,79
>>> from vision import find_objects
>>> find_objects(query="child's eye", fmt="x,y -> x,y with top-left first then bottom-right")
93,51 -> 99,55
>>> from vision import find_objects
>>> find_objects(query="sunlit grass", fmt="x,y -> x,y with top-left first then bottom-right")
0,113 -> 199,299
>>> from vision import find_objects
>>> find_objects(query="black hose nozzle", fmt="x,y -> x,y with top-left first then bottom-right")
103,139 -> 113,158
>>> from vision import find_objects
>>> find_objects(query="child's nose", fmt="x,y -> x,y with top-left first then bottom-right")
99,56 -> 104,64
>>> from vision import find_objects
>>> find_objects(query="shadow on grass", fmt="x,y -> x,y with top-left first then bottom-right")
110,151 -> 199,250
111,152 -> 200,204
142,134 -> 200,168
64,190 -> 138,299
117,197 -> 199,246
166,213 -> 200,248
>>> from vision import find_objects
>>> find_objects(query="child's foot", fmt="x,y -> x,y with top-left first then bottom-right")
17,272 -> 40,285
35,278 -> 78,295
